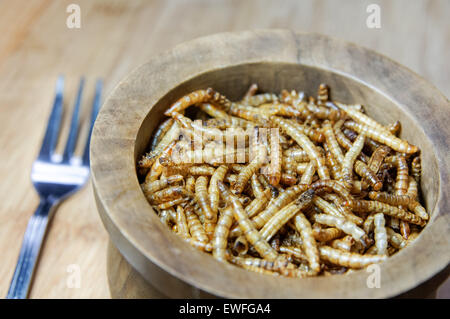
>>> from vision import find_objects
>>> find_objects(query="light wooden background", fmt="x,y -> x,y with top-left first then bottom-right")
0,0 -> 448,299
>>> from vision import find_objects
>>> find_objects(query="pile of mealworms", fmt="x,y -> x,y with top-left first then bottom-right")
137,83 -> 427,277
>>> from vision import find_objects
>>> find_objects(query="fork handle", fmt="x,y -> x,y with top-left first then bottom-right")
6,199 -> 55,299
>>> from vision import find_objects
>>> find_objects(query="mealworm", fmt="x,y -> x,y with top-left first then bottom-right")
325,150 -> 342,180
176,205 -> 190,239
279,246 -> 309,263
185,175 -> 196,193
314,214 -> 366,244
336,102 -> 391,135
244,93 -> 279,106
387,120 -> 401,136
259,189 -> 314,242
343,121 -> 418,154
164,88 -> 214,116
157,197 -> 190,209
185,205 -> 208,243
245,183 -> 309,236
322,193 -> 364,226
348,200 -> 426,226
141,174 -> 184,195
233,146 -> 266,194
310,180 -> 354,205
354,160 -> 383,190
330,235 -> 355,251
323,121 -> 345,163
411,156 -> 421,184
242,83 -> 259,100
272,117 -> 330,179
341,134 -> 365,189
368,191 -> 412,206
186,238 -> 213,252
284,148 -> 310,162
159,208 -> 176,226
150,186 -> 193,203
368,145 -> 390,174
246,189 -> 272,218
299,162 -> 316,185
198,102 -> 230,119
319,246 -> 387,268
218,181 -> 278,261
230,256 -> 309,278
313,227 -> 344,242
406,177 -> 428,220
373,213 -> 388,255
317,83 -> 329,105
233,236 -> 249,256
150,118 -> 175,151
208,165 -> 228,216
294,212 -> 321,273
306,97 -> 340,121
139,121 -> 180,168
386,227 -> 407,249
195,176 -> 215,239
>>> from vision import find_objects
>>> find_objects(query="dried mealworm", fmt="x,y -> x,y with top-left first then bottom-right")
341,134 -> 365,189
386,227 -> 407,249
406,177 -> 428,220
208,165 -> 229,215
141,174 -> 184,195
150,186 -> 193,203
157,197 -> 190,210
343,121 -> 418,154
368,145 -> 391,174
165,89 -> 214,116
293,212 -> 321,273
411,156 -> 421,184
244,183 -> 309,235
310,180 -> 354,205
313,227 -> 344,242
272,117 -> 330,179
195,176 -> 215,239
212,206 -> 233,261
176,205 -> 190,239
139,121 -> 180,168
330,235 -> 355,251
233,146 -> 266,194
354,160 -> 383,190
150,118 -> 175,151
348,200 -> 426,226
299,162 -> 316,185
323,121 -> 345,163
185,205 -> 208,243
259,189 -> 314,242
319,246 -> 387,268
373,213 -> 388,255
246,189 -> 271,218
314,214 -> 366,244
218,181 -> 278,261
185,175 -> 196,193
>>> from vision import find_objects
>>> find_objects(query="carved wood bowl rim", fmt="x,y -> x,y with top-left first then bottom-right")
91,30 -> 450,298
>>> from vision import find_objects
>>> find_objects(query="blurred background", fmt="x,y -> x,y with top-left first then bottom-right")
0,0 -> 448,298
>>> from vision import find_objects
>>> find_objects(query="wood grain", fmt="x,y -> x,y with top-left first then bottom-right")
0,0 -> 448,298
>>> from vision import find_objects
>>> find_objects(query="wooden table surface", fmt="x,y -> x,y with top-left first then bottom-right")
0,0 -> 448,299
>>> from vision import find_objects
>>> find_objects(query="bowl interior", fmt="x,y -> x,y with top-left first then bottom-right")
136,62 -> 439,217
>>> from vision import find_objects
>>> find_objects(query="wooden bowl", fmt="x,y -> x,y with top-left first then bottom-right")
91,30 -> 450,298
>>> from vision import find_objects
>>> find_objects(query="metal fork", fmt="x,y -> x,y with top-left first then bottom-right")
6,76 -> 103,299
